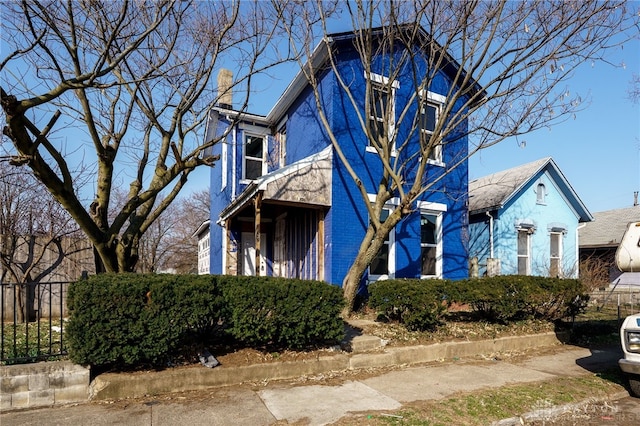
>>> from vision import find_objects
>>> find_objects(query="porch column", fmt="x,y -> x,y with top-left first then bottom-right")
254,192 -> 262,276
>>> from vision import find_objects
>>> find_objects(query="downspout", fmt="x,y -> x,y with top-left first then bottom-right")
486,211 -> 494,259
576,223 -> 586,278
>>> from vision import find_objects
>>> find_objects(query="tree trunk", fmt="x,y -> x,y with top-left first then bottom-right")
341,226 -> 389,317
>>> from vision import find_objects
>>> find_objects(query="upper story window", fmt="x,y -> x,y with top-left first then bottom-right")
275,118 -> 287,168
536,183 -> 546,204
366,72 -> 398,154
243,134 -> 266,181
420,91 -> 446,164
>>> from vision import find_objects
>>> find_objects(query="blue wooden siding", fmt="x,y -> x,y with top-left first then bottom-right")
470,169 -> 582,277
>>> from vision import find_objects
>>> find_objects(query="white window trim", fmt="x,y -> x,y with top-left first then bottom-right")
419,90 -> 446,167
536,179 -> 547,205
417,201 -> 446,279
240,132 -> 267,183
367,195 -> 399,282
365,72 -> 399,156
276,115 -> 288,168
517,227 -> 532,275
549,231 -> 563,277
221,138 -> 227,191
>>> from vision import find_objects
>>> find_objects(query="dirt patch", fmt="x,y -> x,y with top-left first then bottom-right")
175,309 -> 558,371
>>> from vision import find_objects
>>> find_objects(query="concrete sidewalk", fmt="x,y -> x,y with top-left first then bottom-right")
1,344 -> 627,426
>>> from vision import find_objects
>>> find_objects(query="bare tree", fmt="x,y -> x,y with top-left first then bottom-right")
134,188 -> 209,274
160,188 -> 211,274
277,0 -> 636,314
0,162 -> 92,322
1,0 -> 285,272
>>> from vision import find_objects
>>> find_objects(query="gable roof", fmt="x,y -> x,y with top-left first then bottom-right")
579,206 -> 640,248
266,25 -> 485,124
468,157 -> 593,222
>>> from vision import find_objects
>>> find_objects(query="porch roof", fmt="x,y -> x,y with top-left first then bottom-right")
219,145 -> 333,222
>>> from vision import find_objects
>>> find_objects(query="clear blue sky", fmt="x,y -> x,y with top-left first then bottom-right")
469,40 -> 640,214
225,17 -> 640,215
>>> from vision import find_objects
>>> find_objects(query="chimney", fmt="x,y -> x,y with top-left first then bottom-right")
217,69 -> 233,110
634,191 -> 639,207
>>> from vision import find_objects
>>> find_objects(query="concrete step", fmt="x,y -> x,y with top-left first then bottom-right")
342,334 -> 385,352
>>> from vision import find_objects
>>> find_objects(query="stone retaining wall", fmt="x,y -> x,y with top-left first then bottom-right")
0,361 -> 89,411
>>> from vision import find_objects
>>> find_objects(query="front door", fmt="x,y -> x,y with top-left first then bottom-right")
242,232 -> 267,276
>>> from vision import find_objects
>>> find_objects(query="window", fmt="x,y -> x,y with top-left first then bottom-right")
243,134 -> 265,180
417,201 -> 446,278
420,91 -> 446,163
550,232 -> 562,277
276,128 -> 286,168
421,213 -> 438,276
365,72 -> 398,152
517,229 -> 531,275
369,83 -> 389,140
536,183 -> 546,204
369,208 -> 394,278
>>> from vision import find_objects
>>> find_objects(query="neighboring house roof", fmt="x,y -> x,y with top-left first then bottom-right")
266,25 -> 486,124
579,206 -> 640,249
468,157 -> 593,222
219,146 -> 333,222
192,220 -> 210,238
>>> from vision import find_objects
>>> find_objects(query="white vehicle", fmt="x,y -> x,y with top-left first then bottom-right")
617,221 -> 640,397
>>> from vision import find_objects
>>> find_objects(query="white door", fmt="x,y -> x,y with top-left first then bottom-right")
273,218 -> 286,277
242,232 -> 267,276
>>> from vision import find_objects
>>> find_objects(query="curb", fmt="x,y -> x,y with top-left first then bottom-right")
91,331 -> 566,401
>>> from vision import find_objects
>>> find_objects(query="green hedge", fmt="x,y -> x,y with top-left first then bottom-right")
66,274 -> 345,369
219,276 -> 345,349
66,274 -> 222,368
368,279 -> 449,331
447,276 -> 589,323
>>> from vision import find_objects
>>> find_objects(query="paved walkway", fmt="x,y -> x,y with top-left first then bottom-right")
1,345 -> 627,426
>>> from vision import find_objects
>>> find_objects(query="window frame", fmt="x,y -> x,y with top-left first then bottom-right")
417,201 -> 446,279
241,133 -> 267,182
419,90 -> 446,165
549,231 -> 563,277
276,116 -> 287,169
365,72 -> 399,155
367,195 -> 399,281
536,182 -> 546,204
517,228 -> 532,275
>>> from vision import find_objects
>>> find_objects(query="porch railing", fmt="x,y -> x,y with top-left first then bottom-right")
1,281 -> 70,364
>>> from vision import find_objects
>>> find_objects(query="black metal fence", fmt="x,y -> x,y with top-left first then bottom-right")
1,281 -> 70,364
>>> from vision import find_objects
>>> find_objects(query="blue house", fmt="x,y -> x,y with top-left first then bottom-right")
203,27 -> 479,288
468,158 -> 593,278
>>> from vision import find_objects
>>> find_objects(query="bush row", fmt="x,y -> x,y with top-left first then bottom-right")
66,274 -> 344,369
368,276 -> 588,329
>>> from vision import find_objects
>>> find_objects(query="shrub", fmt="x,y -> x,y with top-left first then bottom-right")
66,274 -> 222,368
449,276 -> 589,323
368,279 -> 448,331
219,276 -> 345,349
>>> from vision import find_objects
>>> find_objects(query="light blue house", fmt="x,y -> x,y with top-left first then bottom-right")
202,27 -> 481,290
468,158 -> 593,277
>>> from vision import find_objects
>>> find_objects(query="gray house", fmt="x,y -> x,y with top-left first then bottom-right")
579,205 -> 640,286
